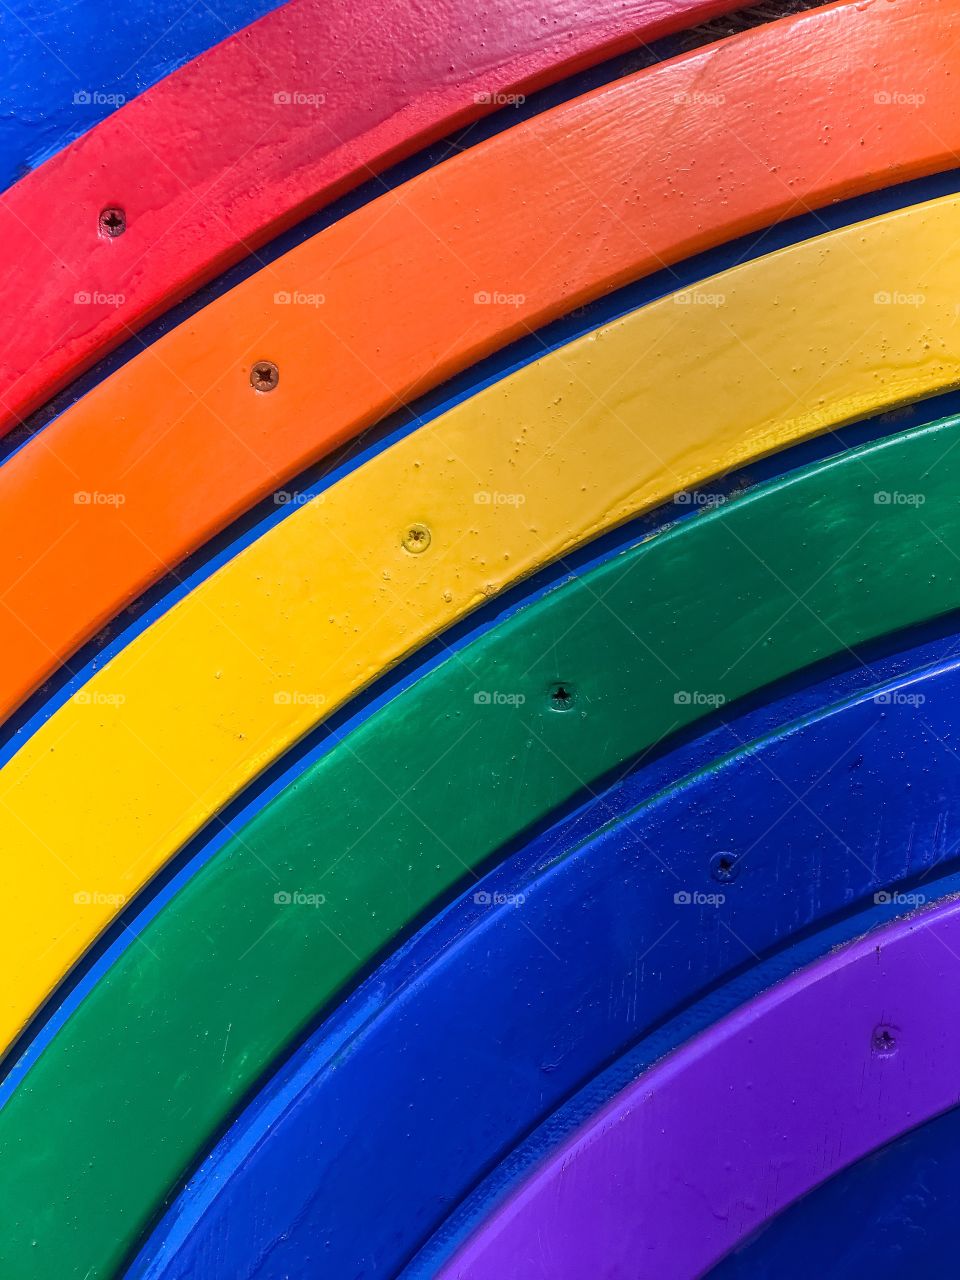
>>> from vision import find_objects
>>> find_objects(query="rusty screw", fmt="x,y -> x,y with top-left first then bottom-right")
250,361 -> 280,392
99,207 -> 126,238
402,523 -> 431,554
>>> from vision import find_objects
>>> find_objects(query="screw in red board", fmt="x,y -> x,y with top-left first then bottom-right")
99,208 -> 126,238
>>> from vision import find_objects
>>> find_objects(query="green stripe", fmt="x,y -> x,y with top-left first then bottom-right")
3,419 -> 959,1278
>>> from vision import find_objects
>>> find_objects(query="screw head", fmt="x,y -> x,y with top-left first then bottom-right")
710,851 -> 741,883
548,682 -> 576,712
99,207 -> 126,238
872,1025 -> 898,1057
250,361 -> 280,392
402,523 -> 431,554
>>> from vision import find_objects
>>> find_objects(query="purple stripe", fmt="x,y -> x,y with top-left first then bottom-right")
440,898 -> 960,1280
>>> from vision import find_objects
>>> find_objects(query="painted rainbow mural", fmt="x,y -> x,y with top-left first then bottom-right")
1,0 -> 960,1274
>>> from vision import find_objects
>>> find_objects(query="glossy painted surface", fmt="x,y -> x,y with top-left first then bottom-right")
711,1107 -> 960,1278
129,657 -> 960,1280
5,196 -> 960,1063
3,0 -> 959,723
5,421 -> 960,1278
0,0 -> 281,190
441,899 -> 960,1280
0,0 -> 744,431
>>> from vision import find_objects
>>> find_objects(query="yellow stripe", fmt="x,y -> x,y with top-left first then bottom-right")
2,195 -> 959,1054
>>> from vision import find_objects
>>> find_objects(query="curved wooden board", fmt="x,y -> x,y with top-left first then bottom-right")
2,0 -> 959,723
440,899 -> 960,1280
127,657 -> 960,1280
4,196 -> 960,1067
6,419 -> 960,1278
0,0 -> 747,432
0,0 -> 282,192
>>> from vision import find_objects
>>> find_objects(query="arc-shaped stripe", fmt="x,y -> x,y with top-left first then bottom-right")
710,1097 -> 960,1277
440,899 -> 960,1280
6,420 -> 960,1279
4,195 -> 960,1063
129,657 -> 960,1280
0,0 -> 744,431
2,0 -> 959,723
